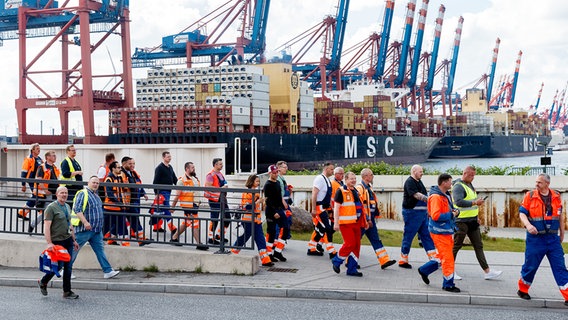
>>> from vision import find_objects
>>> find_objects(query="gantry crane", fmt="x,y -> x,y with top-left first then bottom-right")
131,0 -> 271,68
273,0 -> 349,94
0,0 -> 132,144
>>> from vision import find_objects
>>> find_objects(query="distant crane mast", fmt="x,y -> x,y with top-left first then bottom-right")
509,50 -> 522,106
486,38 -> 500,103
532,82 -> 544,113
375,0 -> 395,80
407,0 -> 429,88
394,0 -> 417,86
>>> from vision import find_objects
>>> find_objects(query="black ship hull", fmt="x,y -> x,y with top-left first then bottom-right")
430,134 -> 552,158
109,133 -> 440,172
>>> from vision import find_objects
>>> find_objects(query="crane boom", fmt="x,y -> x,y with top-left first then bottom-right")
408,0 -> 429,88
375,0 -> 395,80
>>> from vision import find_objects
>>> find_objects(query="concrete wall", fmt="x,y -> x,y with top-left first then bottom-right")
258,174 -> 568,229
0,234 -> 259,275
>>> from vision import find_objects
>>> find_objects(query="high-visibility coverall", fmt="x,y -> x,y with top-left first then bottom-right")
356,182 -> 395,267
518,189 -> 568,301
418,185 -> 457,289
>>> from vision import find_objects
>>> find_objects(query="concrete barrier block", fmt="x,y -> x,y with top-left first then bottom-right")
0,237 -> 259,276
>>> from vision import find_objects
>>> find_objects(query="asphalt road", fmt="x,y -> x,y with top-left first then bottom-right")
2,286 -> 567,320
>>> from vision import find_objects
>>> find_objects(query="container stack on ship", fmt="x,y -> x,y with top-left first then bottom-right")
431,88 -> 551,158
109,64 -> 442,172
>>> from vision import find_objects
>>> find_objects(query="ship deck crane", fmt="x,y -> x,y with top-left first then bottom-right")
0,0 -> 132,144
131,0 -> 271,68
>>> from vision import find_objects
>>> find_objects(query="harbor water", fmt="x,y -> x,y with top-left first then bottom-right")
420,150 -> 568,174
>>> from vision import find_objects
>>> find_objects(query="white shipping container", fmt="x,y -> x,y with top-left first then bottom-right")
232,97 -> 251,107
232,115 -> 250,125
301,119 -> 314,128
252,108 -> 269,118
250,91 -> 270,101
252,116 -> 270,127
387,119 -> 396,131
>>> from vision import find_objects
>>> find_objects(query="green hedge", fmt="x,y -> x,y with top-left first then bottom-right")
287,162 -> 535,176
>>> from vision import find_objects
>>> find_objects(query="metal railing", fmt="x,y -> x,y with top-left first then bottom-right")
0,177 -> 259,254
509,166 -> 556,176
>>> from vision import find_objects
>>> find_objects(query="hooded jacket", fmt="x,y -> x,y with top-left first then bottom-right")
427,185 -> 456,235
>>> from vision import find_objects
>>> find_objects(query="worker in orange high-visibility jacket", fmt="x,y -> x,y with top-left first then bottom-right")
103,161 -> 129,246
356,168 -> 396,270
331,172 -> 369,277
517,173 -> 568,305
204,158 -> 231,244
417,173 -> 461,293
170,161 -> 208,250
231,174 -> 274,267
307,162 -> 336,257
18,143 -> 43,220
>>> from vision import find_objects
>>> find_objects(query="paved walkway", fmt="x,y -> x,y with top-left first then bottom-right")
1,233 -> 567,309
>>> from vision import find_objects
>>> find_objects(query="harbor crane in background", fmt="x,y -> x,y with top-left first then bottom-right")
0,0 -> 132,144
131,0 -> 271,68
488,50 -> 523,109
271,0 -> 350,94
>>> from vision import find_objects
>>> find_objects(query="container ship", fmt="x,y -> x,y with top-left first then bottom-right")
430,88 -> 551,158
108,63 -> 442,172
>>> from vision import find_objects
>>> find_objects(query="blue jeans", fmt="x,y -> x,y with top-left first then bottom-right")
72,230 -> 113,273
401,208 -> 435,255
233,221 -> 267,251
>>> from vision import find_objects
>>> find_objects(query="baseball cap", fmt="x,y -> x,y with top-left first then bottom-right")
268,164 -> 278,173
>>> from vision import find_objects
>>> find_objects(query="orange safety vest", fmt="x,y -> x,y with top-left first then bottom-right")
178,175 -> 198,208
356,183 -> 378,220
241,192 -> 262,224
337,187 -> 358,225
331,178 -> 343,207
104,174 -> 125,211
22,155 -> 41,179
33,164 -> 61,196
204,170 -> 224,202
99,164 -> 110,180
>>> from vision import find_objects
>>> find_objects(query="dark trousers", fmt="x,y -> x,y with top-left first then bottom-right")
40,237 -> 74,293
266,210 -> 290,243
453,220 -> 489,270
208,200 -> 230,239
314,210 -> 334,243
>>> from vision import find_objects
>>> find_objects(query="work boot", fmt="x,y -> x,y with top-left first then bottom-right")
331,256 -> 343,274
346,256 -> 361,276
381,259 -> 397,270
517,290 -> 531,300
38,280 -> 47,296
307,249 -> 324,256
442,286 -> 461,293
418,268 -> 430,285
316,243 -> 324,253
398,262 -> 412,269
273,251 -> 287,262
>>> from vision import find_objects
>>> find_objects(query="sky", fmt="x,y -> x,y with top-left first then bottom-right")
0,0 -> 567,137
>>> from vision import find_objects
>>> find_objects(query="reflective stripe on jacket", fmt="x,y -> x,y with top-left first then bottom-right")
337,186 -> 360,225
241,192 -> 262,224
179,175 -> 198,208
33,164 -> 61,196
519,189 -> 562,234
452,181 -> 478,219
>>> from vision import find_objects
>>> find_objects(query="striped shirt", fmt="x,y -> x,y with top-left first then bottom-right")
73,187 -> 105,233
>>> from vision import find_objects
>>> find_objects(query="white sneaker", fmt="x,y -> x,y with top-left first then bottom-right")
454,272 -> 463,280
484,269 -> 503,280
104,270 -> 120,279
70,273 -> 77,279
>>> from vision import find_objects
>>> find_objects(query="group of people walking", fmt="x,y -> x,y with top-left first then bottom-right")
19,144 -> 568,305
